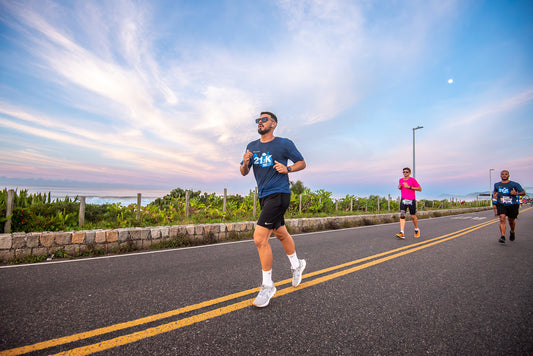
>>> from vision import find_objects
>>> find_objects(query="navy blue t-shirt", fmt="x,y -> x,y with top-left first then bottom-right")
243,137 -> 304,198
493,181 -> 523,205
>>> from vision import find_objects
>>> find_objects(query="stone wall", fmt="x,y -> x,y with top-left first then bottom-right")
0,207 -> 490,263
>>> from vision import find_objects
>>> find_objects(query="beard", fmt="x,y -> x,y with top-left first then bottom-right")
258,127 -> 270,135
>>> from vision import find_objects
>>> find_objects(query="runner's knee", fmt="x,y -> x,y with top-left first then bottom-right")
254,236 -> 270,249
253,228 -> 271,248
400,210 -> 406,219
272,226 -> 288,239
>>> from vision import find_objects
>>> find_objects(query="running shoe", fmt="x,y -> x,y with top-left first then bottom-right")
510,232 -> 515,241
395,232 -> 405,239
291,259 -> 306,287
414,230 -> 420,238
253,285 -> 276,308
499,236 -> 505,244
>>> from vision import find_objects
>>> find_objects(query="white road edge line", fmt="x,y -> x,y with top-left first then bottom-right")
0,210 -> 492,269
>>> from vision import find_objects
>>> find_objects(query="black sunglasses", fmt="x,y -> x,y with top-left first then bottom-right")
255,117 -> 270,124
403,171 -> 410,173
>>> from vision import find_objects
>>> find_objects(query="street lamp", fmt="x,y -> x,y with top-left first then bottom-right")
412,126 -> 423,178
489,168 -> 495,203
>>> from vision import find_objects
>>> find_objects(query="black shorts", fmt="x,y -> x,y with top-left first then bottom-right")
496,204 -> 519,219
400,199 -> 417,215
257,193 -> 291,229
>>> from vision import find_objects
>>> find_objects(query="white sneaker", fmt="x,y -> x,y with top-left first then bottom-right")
253,285 -> 276,307
291,259 -> 306,287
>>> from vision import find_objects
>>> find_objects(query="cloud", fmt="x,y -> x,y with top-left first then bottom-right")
3,0 -> 371,171
296,82 -> 533,191
0,105 -> 208,174
445,87 -> 533,128
1,0 -> 530,197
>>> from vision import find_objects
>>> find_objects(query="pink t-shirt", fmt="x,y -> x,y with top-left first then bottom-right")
399,177 -> 420,200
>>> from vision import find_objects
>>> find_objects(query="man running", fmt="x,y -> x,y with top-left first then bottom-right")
396,167 -> 422,239
241,111 -> 307,307
493,170 -> 525,243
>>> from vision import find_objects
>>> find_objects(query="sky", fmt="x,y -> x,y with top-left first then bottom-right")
0,0 -> 532,200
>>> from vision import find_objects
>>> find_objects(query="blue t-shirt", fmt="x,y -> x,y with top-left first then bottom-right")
493,181 -> 523,205
243,137 -> 304,198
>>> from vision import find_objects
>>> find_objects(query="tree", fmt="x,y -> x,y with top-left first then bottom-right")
290,180 -> 306,195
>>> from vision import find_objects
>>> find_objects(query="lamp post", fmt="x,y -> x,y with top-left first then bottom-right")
489,168 -> 495,203
412,126 -> 423,178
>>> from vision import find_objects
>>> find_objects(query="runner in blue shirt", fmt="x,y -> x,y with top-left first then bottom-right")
240,111 -> 307,307
493,170 -> 526,243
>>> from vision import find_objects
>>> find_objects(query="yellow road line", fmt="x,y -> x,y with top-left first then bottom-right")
50,219 -> 498,356
0,288 -> 262,356
302,220 -> 496,279
0,217 -> 503,356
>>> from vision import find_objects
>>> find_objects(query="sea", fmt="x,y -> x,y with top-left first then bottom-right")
1,186 -> 172,206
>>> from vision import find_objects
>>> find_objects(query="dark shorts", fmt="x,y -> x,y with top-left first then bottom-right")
257,193 -> 291,229
496,204 -> 519,219
400,199 -> 417,216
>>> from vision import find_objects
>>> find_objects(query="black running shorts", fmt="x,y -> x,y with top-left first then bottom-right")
400,199 -> 417,215
496,204 -> 519,219
257,193 -> 291,229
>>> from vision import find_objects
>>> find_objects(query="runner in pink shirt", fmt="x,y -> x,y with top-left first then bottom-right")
396,167 -> 422,239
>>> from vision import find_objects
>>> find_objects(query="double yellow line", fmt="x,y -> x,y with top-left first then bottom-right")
1,217 -> 501,356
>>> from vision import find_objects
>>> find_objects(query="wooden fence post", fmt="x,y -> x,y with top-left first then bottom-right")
299,194 -> 303,213
388,194 -> 391,211
4,189 -> 14,233
253,187 -> 258,217
185,190 -> 190,218
79,196 -> 86,227
136,193 -> 141,221
223,188 -> 227,214
377,197 -> 380,212
335,199 -> 338,212
350,198 -> 353,212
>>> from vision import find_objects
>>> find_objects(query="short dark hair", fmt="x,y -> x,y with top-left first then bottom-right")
403,167 -> 411,172
261,111 -> 277,122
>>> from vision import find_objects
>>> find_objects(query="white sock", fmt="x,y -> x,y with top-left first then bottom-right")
415,228 -> 419,231
287,252 -> 300,269
262,269 -> 273,287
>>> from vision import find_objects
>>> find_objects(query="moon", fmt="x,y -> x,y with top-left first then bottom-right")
448,78 -> 454,84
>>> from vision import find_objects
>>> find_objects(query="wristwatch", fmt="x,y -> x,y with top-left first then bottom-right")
287,166 -> 292,172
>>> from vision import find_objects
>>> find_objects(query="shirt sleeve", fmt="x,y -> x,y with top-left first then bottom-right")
285,139 -> 304,163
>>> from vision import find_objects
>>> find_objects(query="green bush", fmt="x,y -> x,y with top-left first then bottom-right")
0,186 -> 490,233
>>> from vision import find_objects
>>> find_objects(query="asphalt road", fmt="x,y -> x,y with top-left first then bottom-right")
1,207 -> 532,355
